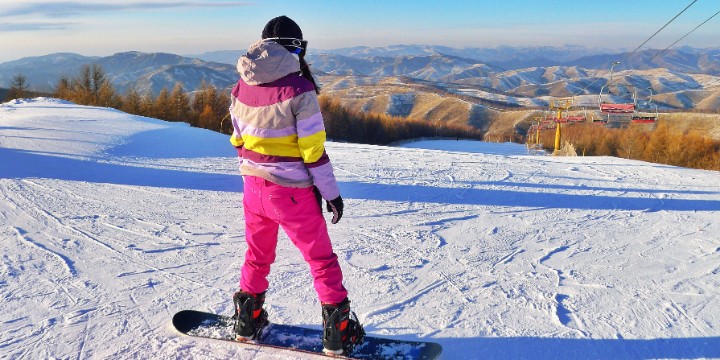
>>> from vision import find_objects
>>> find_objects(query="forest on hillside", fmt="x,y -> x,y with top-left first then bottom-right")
534,123 -> 720,170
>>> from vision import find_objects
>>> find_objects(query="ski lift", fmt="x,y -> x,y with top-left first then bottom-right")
581,105 -> 595,122
631,88 -> 658,124
540,115 -> 557,129
598,61 -> 635,123
549,97 -> 575,123
570,97 -> 597,123
527,117 -> 543,149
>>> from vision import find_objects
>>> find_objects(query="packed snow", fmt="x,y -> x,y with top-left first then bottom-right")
1,98 -> 719,359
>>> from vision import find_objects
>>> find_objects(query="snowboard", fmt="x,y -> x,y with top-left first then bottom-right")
172,310 -> 442,360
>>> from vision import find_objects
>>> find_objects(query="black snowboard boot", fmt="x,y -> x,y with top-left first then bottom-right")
321,298 -> 365,355
233,290 -> 268,341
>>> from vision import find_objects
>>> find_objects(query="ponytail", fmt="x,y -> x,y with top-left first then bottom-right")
298,56 -> 320,94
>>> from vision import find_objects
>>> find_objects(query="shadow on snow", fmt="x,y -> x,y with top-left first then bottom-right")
430,335 -> 720,360
0,147 -> 242,193
2,147 -> 719,212
341,181 -> 720,212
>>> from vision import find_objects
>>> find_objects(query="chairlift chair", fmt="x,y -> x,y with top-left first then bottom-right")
598,61 -> 636,125
631,88 -> 658,124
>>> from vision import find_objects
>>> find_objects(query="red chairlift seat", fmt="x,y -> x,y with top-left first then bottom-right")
600,103 -> 635,114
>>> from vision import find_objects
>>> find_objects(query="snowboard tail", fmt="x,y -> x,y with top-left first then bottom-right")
172,310 -> 442,360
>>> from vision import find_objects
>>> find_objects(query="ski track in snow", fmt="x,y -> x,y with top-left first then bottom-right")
1,99 -> 720,359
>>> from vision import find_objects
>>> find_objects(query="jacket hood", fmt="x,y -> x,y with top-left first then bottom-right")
237,40 -> 301,85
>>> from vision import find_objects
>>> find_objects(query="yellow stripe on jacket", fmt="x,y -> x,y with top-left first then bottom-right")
240,130 -> 327,163
297,131 -> 327,164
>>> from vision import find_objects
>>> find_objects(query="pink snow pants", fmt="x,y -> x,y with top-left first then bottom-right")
240,176 -> 348,304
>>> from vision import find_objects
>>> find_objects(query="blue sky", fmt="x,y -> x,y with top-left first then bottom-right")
1,0 -> 718,62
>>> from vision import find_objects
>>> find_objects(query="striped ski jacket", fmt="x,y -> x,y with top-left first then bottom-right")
229,39 -> 340,201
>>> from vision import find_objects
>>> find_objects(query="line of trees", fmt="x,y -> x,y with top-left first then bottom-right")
55,64 -> 120,107
534,122 -> 720,170
319,95 -> 484,145
52,64 -> 233,134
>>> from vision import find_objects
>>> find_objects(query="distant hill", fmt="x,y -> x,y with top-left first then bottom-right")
192,44 -> 720,74
94,52 -> 236,95
190,44 -> 622,72
0,53 -> 99,91
314,44 -> 616,65
0,52 -> 237,95
566,48 -> 720,75
185,50 -> 244,66
308,53 -> 497,81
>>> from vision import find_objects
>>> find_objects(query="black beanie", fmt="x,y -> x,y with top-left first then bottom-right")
261,16 -> 303,40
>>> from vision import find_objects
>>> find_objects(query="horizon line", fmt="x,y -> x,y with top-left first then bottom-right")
4,43 -> 720,63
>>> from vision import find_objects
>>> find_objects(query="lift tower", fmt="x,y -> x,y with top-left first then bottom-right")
549,97 -> 574,152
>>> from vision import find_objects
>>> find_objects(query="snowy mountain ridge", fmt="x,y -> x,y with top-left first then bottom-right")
1,98 -> 719,359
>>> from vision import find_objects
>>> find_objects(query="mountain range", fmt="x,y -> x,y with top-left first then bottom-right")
0,51 -> 236,96
1,45 -> 719,128
190,45 -> 720,75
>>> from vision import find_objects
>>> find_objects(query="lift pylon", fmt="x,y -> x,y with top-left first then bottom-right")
549,97 -> 574,152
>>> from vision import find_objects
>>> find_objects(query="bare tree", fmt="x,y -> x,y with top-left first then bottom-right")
5,74 -> 30,101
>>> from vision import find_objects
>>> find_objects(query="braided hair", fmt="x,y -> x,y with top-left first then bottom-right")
298,56 -> 320,94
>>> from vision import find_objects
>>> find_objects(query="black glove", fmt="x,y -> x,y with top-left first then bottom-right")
326,196 -> 344,224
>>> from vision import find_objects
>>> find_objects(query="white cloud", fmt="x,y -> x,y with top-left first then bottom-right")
0,1 -> 254,18
0,21 -> 75,31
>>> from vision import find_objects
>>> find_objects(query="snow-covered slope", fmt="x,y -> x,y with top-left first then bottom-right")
1,99 -> 719,359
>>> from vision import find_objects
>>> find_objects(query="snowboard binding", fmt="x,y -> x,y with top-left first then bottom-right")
232,291 -> 268,341
321,298 -> 365,356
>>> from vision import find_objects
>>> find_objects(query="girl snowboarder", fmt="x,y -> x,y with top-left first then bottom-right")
228,15 -> 364,355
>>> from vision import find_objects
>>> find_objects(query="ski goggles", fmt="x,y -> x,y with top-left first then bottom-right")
264,37 -> 308,57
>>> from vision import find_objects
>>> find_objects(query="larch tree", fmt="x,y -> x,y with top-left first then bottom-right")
139,91 -> 156,118
169,82 -> 191,122
54,77 -> 72,101
153,87 -> 172,120
121,88 -> 142,115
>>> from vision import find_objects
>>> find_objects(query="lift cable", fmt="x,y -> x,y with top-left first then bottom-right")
629,0 -> 698,55
625,0 -> 699,99
649,9 -> 720,62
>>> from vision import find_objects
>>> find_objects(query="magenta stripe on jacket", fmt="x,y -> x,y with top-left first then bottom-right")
242,158 -> 315,184
241,147 -> 303,163
306,151 -> 330,168
232,75 -> 315,107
